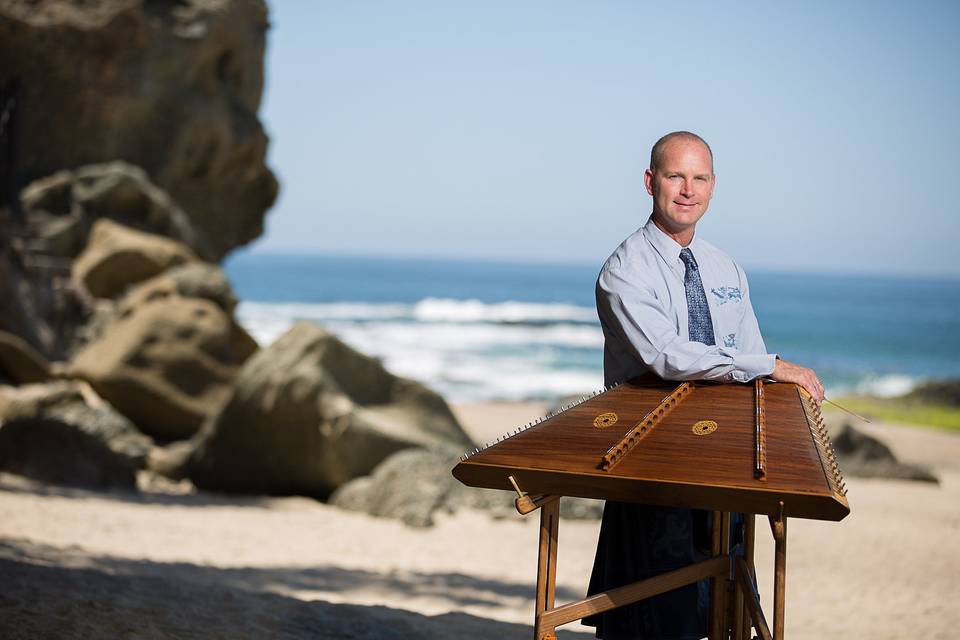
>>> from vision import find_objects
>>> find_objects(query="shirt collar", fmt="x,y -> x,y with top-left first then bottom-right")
642,217 -> 701,274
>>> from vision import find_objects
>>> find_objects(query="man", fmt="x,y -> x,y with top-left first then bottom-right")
583,131 -> 824,640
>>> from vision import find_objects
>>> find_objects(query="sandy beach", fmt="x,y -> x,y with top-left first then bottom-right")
1,402 -> 958,639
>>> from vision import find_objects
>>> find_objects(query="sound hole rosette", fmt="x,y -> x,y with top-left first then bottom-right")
593,412 -> 619,428
692,420 -> 719,436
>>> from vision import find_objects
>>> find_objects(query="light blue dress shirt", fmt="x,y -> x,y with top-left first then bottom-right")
596,217 -> 776,386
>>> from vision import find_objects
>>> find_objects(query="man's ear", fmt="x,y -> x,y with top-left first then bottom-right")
643,168 -> 654,196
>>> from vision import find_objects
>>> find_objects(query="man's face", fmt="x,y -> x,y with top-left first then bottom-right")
644,139 -> 716,236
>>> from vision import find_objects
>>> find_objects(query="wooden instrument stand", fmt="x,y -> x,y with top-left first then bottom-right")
516,488 -> 787,640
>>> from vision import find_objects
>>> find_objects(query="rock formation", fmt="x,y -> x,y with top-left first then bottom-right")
0,1 -> 492,509
0,0 -> 278,260
186,322 -> 475,498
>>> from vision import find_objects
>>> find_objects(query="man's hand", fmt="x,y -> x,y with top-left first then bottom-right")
771,358 -> 825,404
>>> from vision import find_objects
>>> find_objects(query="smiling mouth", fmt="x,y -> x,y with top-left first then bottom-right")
675,202 -> 698,207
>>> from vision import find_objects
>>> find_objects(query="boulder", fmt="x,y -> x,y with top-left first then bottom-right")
20,162 -> 204,258
831,422 -> 939,483
72,218 -> 198,299
1,0 -> 278,261
0,381 -> 153,489
330,447 -> 495,527
330,447 -> 603,527
0,417 -> 137,489
185,322 -> 474,497
0,330 -> 50,384
70,294 -> 257,440
0,381 -> 153,466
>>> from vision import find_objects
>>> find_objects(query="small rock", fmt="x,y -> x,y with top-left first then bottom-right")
331,446 -> 603,527
831,422 -> 939,484
902,379 -> 960,407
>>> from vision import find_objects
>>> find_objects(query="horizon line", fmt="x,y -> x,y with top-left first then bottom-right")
226,246 -> 960,283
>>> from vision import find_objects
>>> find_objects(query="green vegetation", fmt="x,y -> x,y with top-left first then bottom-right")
827,395 -> 960,431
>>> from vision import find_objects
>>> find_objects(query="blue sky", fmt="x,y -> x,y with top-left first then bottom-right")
254,1 -> 960,278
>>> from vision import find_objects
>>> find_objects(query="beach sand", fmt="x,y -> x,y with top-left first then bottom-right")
1,402 -> 958,639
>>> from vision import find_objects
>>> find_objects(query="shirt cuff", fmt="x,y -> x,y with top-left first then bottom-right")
729,353 -> 777,383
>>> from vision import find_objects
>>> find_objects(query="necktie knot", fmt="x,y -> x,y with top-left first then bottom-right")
679,248 -> 698,272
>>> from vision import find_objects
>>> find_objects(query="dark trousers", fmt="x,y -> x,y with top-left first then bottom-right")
583,502 -> 743,640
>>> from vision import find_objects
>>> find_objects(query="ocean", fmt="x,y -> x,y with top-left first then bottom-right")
225,253 -> 960,403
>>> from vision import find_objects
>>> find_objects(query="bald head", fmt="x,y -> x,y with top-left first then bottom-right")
650,131 -> 714,174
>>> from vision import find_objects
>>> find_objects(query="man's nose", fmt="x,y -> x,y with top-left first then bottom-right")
681,179 -> 694,196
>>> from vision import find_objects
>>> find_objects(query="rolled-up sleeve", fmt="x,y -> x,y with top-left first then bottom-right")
597,266 -> 776,383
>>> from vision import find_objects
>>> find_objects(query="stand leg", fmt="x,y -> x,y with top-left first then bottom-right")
735,514 -> 756,640
534,498 -> 560,640
709,511 -> 731,639
769,505 -> 787,640
721,511 -> 732,638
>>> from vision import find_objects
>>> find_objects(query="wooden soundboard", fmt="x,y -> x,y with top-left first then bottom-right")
453,377 -> 849,522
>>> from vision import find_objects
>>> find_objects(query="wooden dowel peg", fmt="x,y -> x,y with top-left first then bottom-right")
508,475 -> 524,499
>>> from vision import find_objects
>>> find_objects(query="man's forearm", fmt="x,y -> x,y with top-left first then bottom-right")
642,334 -> 777,383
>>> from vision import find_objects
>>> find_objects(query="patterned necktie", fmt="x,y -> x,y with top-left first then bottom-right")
679,248 -> 715,346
